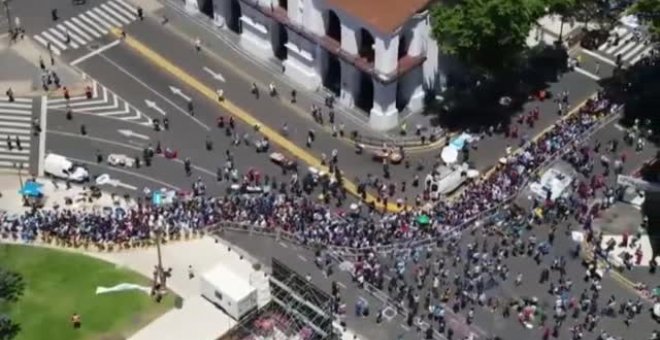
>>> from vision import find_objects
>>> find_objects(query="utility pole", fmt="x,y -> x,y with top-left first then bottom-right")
2,0 -> 13,35
155,226 -> 166,288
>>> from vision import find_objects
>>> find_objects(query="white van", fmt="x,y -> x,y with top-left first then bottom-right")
44,153 -> 89,182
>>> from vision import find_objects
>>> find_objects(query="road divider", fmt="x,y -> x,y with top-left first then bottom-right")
110,28 -> 403,212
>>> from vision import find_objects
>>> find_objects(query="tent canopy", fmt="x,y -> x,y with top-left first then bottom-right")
19,181 -> 44,197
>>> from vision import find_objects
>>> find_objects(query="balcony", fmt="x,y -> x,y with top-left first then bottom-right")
240,0 -> 425,84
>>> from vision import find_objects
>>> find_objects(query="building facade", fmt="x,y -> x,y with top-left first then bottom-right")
184,0 -> 441,130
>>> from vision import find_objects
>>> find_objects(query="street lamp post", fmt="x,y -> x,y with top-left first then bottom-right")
155,226 -> 166,289
2,0 -> 13,35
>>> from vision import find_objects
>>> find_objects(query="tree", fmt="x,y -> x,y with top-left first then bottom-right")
632,0 -> 660,41
430,0 -> 545,75
0,315 -> 20,340
545,0 -> 577,41
0,268 -> 24,340
0,269 -> 24,304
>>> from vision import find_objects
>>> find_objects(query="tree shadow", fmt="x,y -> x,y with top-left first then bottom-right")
598,54 -> 660,145
430,44 -> 568,132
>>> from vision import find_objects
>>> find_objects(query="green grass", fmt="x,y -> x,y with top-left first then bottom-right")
0,244 -> 175,340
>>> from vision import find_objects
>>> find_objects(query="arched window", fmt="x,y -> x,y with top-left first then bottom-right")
326,10 -> 341,42
358,28 -> 375,63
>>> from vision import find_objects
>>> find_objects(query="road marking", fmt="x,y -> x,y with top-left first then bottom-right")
145,100 -> 167,116
63,21 -> 93,42
580,48 -> 617,67
67,18 -> 100,39
118,128 -> 149,140
203,66 -> 225,82
71,39 -> 121,65
92,7 -> 122,28
78,13 -> 109,35
94,52 -> 211,131
41,30 -> 67,50
336,281 -> 346,288
38,96 -> 47,176
48,27 -> 80,49
169,86 -> 192,101
56,24 -> 86,46
297,254 -> 308,262
100,3 -> 132,25
106,1 -> 137,21
278,241 -> 289,248
111,28 -> 399,211
66,156 -> 179,190
574,66 -> 601,81
47,129 -> 217,179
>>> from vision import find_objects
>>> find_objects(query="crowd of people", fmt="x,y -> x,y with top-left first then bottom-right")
0,89 -> 623,252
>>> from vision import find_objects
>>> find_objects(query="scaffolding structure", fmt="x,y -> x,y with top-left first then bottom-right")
218,258 -> 336,340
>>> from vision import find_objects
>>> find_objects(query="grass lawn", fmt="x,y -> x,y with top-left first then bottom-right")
0,244 -> 175,340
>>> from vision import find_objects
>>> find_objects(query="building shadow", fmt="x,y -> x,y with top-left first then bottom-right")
429,44 -> 568,131
599,54 -> 660,145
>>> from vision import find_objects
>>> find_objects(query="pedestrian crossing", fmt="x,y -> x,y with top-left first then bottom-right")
32,0 -> 138,56
589,25 -> 656,66
0,97 -> 33,171
48,80 -> 153,126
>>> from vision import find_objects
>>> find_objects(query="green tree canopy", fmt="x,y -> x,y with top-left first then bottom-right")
0,268 -> 24,340
632,0 -> 660,41
430,0 -> 545,74
0,269 -> 24,304
0,315 -> 20,340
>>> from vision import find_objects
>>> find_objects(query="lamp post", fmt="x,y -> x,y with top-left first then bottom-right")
155,225 -> 166,289
2,0 -> 13,35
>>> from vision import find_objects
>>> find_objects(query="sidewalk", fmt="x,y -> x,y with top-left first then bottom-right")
1,35 -> 85,97
0,174 -> 131,214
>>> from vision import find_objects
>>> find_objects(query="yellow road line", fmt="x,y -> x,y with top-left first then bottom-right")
162,22 -> 444,154
482,96 -> 594,180
110,29 -> 404,212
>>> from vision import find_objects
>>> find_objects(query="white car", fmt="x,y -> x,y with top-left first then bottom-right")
107,154 -> 135,167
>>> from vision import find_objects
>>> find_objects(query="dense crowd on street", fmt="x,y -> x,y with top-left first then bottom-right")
0,90 -> 626,250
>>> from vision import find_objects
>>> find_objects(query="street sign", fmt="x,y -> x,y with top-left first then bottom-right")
617,175 -> 660,192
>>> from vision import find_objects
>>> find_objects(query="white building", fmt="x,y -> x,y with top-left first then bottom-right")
184,0 -> 442,130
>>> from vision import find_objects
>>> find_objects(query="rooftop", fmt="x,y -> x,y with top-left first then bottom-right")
328,0 -> 431,35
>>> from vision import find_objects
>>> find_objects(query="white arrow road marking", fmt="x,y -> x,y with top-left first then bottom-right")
111,179 -> 138,190
50,86 -> 108,108
169,86 -> 192,101
145,99 -> 167,116
203,66 -> 225,82
118,129 -> 150,140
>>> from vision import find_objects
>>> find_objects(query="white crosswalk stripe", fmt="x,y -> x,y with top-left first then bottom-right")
70,17 -> 102,38
31,0 -> 138,55
101,4 -> 132,24
57,24 -> 87,45
47,27 -> 80,49
590,24 -> 657,66
78,13 -> 109,35
0,98 -> 33,170
47,80 -> 153,126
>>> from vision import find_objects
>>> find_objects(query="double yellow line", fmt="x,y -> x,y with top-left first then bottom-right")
110,29 -> 404,212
